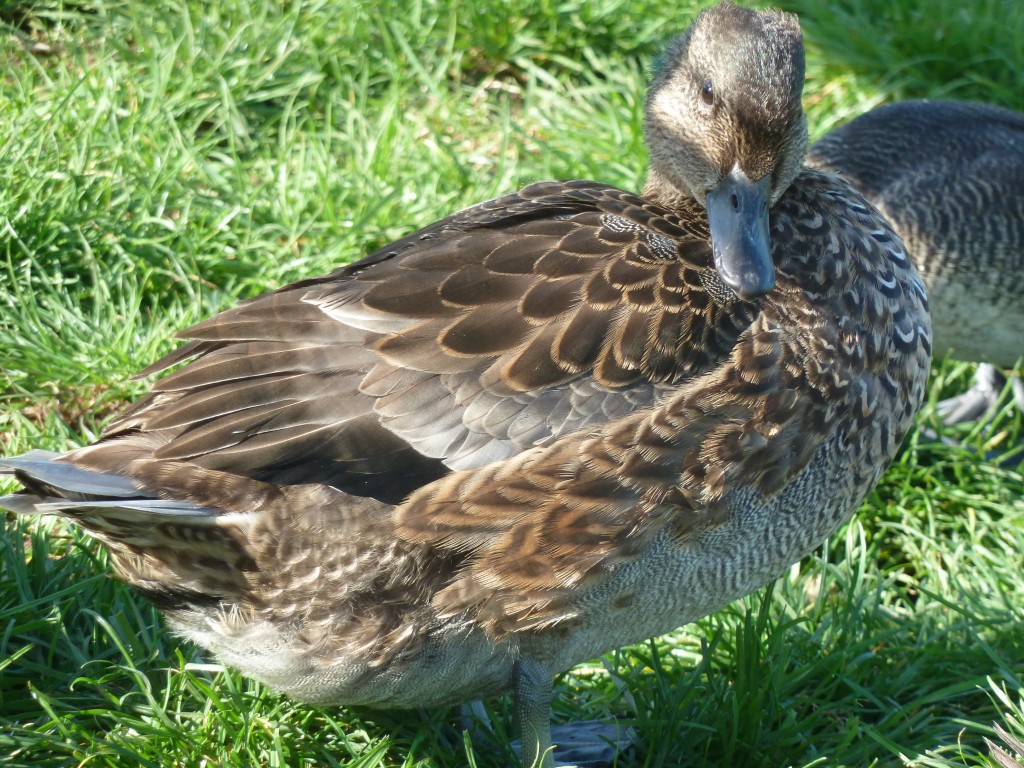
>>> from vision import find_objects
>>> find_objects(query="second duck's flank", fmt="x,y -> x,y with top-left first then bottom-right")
809,99 -> 1024,422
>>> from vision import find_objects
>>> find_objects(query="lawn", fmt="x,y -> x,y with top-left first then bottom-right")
1,0 -> 1023,766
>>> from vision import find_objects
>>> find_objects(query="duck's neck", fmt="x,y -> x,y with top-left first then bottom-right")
641,168 -> 701,212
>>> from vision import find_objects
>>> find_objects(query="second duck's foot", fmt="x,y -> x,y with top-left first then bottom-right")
935,363 -> 1006,426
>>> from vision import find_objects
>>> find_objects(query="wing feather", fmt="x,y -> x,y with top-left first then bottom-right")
73,181 -> 754,505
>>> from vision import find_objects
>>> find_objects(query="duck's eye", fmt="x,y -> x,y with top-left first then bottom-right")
700,78 -> 714,106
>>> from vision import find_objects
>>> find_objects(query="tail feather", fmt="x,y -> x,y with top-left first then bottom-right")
0,492 -> 48,517
32,499 -> 220,516
1,450 -> 146,500
2,450 -> 217,523
2,449 -> 456,670
0,449 -> 419,619
1,451 -> 256,601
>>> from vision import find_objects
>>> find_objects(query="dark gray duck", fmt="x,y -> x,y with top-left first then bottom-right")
0,4 -> 931,766
809,99 -> 1024,425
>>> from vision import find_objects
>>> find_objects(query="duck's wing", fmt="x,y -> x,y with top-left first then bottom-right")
71,181 -> 756,504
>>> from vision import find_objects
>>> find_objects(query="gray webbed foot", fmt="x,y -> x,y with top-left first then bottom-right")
935,363 -> 1008,425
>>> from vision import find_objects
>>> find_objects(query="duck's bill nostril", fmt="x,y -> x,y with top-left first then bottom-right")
706,167 -> 775,300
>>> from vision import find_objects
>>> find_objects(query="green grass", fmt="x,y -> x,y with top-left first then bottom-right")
2,0 -> 1023,766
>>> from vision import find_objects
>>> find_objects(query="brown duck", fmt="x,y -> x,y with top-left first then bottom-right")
809,99 -> 1024,426
1,3 -> 931,766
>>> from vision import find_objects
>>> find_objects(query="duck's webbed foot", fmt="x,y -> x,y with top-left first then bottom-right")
936,364 -> 1023,426
937,363 -> 1002,425
538,721 -> 636,767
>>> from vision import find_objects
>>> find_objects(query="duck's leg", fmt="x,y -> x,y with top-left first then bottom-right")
510,657 -> 635,768
513,656 -> 556,768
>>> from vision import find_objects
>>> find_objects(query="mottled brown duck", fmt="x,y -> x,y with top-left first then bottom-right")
809,99 -> 1024,426
1,3 -> 931,766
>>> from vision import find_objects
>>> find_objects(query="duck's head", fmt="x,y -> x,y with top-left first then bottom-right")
643,2 -> 808,301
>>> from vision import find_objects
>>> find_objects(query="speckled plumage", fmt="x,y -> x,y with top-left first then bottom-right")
1,4 -> 931,767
